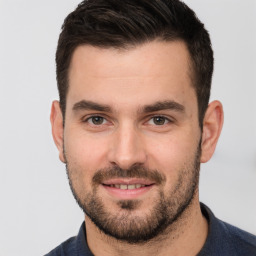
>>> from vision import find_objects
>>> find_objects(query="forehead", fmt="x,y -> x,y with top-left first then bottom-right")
69,40 -> 192,79
67,40 -> 196,113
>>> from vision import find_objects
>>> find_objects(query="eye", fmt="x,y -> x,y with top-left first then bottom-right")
148,116 -> 170,125
86,116 -> 106,125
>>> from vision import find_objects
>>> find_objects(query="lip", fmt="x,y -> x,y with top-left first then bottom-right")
102,178 -> 155,200
102,178 -> 155,186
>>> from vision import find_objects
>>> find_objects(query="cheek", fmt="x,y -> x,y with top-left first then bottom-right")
64,130 -> 110,179
146,129 -> 200,173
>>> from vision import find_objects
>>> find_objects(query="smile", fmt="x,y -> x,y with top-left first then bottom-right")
101,179 -> 155,200
105,184 -> 148,189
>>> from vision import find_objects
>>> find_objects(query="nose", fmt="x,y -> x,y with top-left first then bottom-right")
107,123 -> 147,170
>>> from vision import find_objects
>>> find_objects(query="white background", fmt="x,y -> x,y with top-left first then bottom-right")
0,0 -> 255,255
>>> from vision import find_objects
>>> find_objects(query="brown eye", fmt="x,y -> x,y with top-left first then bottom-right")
153,116 -> 166,125
88,116 -> 106,125
148,116 -> 170,125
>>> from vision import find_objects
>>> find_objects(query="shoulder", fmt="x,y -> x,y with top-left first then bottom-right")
44,222 -> 92,256
220,220 -> 256,255
199,203 -> 256,256
44,236 -> 77,256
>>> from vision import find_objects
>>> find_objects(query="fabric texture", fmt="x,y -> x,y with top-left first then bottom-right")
45,203 -> 256,256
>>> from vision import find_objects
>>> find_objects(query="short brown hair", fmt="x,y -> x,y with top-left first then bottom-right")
56,0 -> 213,127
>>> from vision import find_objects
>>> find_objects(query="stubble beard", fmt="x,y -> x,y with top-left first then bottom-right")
65,146 -> 201,244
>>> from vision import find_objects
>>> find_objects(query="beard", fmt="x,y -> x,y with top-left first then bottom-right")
65,145 -> 201,244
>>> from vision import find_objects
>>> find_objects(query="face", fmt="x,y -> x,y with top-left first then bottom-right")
58,41 -> 203,243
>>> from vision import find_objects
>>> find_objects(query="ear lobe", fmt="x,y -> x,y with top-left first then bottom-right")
50,100 -> 66,163
200,100 -> 224,163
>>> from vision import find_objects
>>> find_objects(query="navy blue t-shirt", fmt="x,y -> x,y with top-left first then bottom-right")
45,203 -> 256,255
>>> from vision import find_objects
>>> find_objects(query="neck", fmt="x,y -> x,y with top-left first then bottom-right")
85,194 -> 208,256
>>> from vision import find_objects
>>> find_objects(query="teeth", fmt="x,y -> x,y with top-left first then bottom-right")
128,184 -> 136,189
110,184 -> 146,189
120,184 -> 127,190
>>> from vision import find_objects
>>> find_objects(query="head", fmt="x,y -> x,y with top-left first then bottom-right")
56,0 -> 214,128
51,0 -> 223,244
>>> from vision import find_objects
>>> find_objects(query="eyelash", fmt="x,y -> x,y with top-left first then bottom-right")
84,116 -> 108,125
83,115 -> 173,126
147,115 -> 173,126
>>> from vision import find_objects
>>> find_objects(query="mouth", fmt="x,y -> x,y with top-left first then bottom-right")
101,179 -> 155,199
104,184 -> 151,189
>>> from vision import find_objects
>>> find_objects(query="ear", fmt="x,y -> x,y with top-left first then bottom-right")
200,100 -> 224,163
50,100 -> 66,163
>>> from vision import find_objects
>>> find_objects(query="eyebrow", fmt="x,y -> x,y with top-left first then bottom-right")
72,100 -> 112,112
142,100 -> 185,113
72,99 -> 185,114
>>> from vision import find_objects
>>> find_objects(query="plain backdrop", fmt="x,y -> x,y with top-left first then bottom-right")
0,0 -> 255,255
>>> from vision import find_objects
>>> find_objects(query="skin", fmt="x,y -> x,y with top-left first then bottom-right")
51,40 -> 223,256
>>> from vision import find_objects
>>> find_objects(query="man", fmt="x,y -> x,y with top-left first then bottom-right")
47,0 -> 256,255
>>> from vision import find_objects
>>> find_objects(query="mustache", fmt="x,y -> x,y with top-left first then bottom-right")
92,164 -> 166,185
